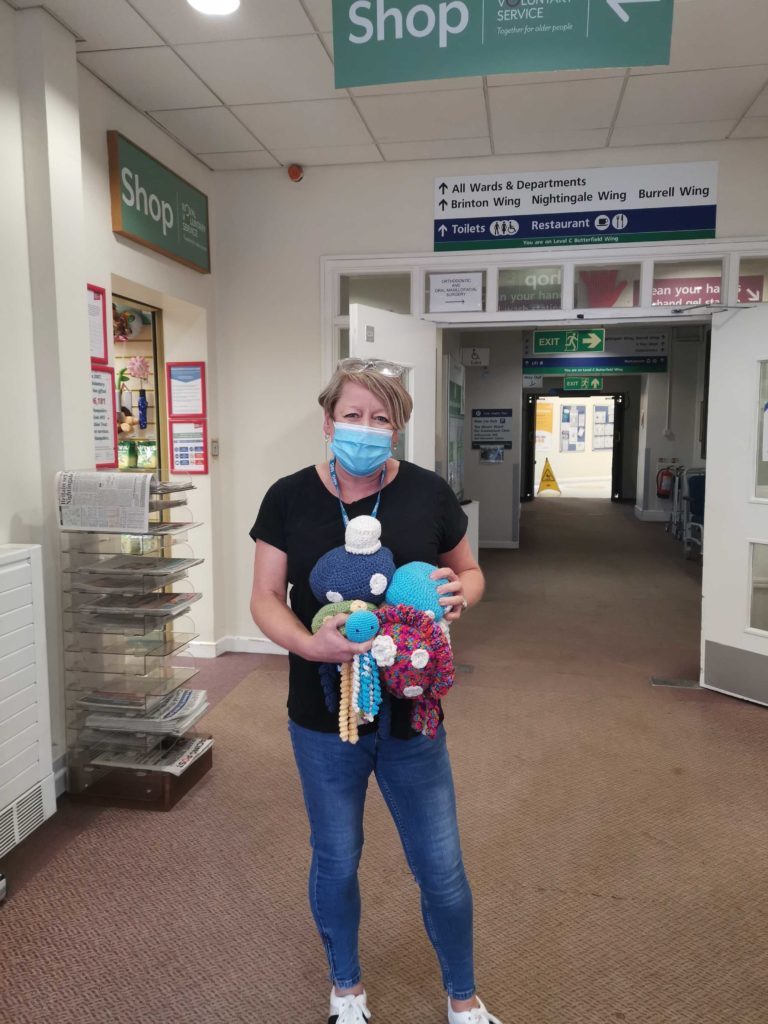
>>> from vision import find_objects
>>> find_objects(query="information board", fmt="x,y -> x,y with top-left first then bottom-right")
471,408 -> 513,449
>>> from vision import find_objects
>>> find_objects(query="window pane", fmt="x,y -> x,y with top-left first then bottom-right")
739,258 -> 768,304
426,271 -> 486,313
498,267 -> 561,311
751,544 -> 768,632
652,261 -> 723,307
339,274 -> 411,316
575,264 -> 640,309
338,328 -> 349,361
757,362 -> 768,500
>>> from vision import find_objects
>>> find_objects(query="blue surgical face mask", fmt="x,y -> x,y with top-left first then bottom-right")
330,422 -> 393,477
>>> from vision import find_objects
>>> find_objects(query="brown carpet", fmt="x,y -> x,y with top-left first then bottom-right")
2,499 -> 768,1023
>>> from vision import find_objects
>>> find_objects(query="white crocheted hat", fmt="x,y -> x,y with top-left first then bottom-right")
345,515 -> 381,555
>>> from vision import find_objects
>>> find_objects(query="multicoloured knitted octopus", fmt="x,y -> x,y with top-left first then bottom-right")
309,515 -> 455,742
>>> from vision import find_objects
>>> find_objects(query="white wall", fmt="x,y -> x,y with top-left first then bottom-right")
460,332 -> 523,548
213,137 -> 768,639
78,68 -> 219,646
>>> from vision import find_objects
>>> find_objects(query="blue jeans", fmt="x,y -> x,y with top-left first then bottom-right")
288,721 -> 476,1000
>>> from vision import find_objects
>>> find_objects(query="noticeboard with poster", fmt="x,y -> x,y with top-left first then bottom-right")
560,404 -> 586,453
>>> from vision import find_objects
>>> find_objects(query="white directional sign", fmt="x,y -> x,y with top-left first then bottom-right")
434,161 -> 718,251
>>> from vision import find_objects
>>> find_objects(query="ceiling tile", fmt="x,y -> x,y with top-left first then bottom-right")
149,107 -> 261,154
78,47 -> 219,110
236,99 -> 371,149
494,129 -> 609,156
303,0 -> 333,33
270,144 -> 383,167
130,0 -> 313,44
665,0 -> 768,72
176,35 -> 336,105
610,120 -> 736,148
747,84 -> 768,118
13,0 -> 163,50
355,89 -> 488,143
488,68 -> 628,87
350,76 -> 483,97
381,138 -> 492,162
489,78 -> 624,146
618,67 -> 768,125
731,117 -> 768,139
198,151 -> 280,170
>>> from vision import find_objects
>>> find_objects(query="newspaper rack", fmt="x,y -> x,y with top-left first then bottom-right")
57,470 -> 213,809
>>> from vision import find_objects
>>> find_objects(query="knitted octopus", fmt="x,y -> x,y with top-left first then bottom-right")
309,515 -> 455,742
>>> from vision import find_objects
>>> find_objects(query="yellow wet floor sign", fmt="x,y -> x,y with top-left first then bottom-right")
538,458 -> 561,495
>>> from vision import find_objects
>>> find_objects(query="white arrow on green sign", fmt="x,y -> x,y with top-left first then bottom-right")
533,330 -> 606,355
564,376 -> 604,392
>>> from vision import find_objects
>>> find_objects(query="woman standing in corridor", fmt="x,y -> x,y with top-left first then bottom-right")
249,358 -> 501,1024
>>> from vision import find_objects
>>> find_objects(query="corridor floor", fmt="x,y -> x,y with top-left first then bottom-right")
2,499 -> 767,1024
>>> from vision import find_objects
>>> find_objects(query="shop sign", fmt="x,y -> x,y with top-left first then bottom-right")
434,161 -> 717,251
471,408 -> 513,449
429,272 -> 484,312
107,132 -> 210,274
533,329 -> 605,355
333,0 -> 673,89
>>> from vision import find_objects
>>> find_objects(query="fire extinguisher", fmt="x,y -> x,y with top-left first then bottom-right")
656,467 -> 675,499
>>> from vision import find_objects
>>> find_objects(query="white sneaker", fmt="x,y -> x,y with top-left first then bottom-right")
447,995 -> 503,1024
329,988 -> 371,1024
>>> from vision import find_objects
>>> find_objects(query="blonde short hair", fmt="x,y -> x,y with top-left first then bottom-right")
318,364 -> 413,432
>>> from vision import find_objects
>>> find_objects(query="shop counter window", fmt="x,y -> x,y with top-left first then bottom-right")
739,258 -> 768,305
575,264 -> 640,309
651,261 -> 723,307
498,266 -> 562,311
340,274 -> 412,316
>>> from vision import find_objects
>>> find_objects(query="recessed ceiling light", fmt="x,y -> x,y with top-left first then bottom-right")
186,0 -> 240,14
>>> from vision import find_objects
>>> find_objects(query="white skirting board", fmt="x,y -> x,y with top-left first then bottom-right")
188,637 -> 288,658
634,506 -> 669,523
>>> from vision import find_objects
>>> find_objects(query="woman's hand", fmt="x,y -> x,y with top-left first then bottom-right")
302,613 -> 374,664
430,567 -> 467,623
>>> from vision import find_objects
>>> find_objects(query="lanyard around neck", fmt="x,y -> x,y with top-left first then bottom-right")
329,458 -> 386,528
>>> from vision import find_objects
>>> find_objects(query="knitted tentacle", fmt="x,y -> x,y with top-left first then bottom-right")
339,662 -> 352,742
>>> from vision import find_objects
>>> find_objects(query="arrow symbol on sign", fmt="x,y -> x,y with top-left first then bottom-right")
438,225 -> 448,237
439,182 -> 448,194
591,378 -> 601,388
605,0 -> 661,23
746,288 -> 760,302
439,199 -> 448,210
583,333 -> 604,350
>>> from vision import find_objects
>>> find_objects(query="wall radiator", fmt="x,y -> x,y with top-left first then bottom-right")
0,544 -> 56,858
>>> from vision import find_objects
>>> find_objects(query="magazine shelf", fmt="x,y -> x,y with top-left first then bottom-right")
59,471 -> 213,809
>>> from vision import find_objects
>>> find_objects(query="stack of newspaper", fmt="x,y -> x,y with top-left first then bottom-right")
84,688 -> 208,735
90,735 -> 213,776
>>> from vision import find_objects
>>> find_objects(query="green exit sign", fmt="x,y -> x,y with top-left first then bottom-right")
565,376 -> 604,392
533,329 -> 606,355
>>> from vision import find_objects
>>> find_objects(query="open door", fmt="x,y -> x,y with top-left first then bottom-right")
349,303 -> 437,471
702,305 -> 768,704
610,392 -> 626,502
522,393 -> 537,501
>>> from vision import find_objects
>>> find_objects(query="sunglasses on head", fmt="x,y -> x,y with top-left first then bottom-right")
337,357 -> 406,379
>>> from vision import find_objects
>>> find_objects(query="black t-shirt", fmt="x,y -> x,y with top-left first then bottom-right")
250,461 -> 468,738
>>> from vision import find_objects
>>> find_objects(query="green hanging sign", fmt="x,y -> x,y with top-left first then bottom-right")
333,0 -> 674,89
108,132 -> 210,274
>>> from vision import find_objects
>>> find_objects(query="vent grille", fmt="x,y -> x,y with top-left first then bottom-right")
16,784 -> 44,842
0,806 -> 16,858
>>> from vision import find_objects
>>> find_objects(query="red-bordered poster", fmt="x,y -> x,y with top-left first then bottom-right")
91,366 -> 118,469
166,361 -> 207,419
169,418 -> 208,475
88,284 -> 108,364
